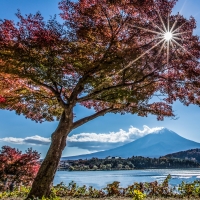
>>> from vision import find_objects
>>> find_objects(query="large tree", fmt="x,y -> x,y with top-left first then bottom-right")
0,0 -> 200,198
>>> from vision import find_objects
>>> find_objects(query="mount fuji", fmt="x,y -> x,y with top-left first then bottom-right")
63,128 -> 200,160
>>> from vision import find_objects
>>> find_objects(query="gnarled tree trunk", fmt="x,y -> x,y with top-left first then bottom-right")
26,110 -> 72,199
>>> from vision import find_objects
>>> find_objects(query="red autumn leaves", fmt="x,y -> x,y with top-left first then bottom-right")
0,146 -> 40,183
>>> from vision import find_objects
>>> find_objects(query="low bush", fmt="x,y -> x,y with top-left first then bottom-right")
1,175 -> 200,199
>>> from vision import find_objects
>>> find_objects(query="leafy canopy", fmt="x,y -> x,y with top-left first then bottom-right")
0,0 -> 200,123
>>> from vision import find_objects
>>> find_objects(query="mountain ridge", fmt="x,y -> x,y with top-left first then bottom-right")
63,128 -> 200,160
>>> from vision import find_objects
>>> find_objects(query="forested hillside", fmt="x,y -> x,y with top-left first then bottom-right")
164,149 -> 200,163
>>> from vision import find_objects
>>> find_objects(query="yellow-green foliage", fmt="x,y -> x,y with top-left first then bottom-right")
0,187 -> 61,200
178,180 -> 200,198
133,190 -> 146,200
0,186 -> 30,199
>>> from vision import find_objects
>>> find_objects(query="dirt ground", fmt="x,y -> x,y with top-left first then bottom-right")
60,198 -> 200,200
1,197 -> 199,200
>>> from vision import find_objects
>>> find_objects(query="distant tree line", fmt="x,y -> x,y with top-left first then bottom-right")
59,155 -> 199,171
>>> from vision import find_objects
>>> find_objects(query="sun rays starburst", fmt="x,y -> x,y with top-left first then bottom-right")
133,15 -> 185,67
123,10 -> 193,72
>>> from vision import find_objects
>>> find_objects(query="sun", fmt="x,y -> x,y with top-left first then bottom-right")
164,32 -> 173,41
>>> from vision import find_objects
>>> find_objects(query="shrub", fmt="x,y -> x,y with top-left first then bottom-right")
0,146 -> 40,184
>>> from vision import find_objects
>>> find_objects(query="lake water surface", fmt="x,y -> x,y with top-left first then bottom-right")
54,168 -> 200,189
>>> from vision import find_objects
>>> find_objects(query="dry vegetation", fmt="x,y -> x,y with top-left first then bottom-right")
1,197 -> 200,200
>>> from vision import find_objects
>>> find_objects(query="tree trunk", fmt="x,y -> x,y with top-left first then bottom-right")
26,110 -> 72,199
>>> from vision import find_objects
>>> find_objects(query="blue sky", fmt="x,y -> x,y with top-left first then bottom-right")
0,0 -> 200,158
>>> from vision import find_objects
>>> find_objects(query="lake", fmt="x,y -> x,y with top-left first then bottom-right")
54,168 -> 200,189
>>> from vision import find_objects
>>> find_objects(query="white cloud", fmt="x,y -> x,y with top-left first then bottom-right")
0,125 -> 164,151
0,135 -> 51,145
67,125 -> 164,151
68,125 -> 163,143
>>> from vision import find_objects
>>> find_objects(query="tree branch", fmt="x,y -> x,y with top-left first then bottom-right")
77,69 -> 157,103
30,78 -> 67,109
72,107 -> 117,129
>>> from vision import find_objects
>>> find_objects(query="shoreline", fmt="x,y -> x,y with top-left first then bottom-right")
57,167 -> 200,171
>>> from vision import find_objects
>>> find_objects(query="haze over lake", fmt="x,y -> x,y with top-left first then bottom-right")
54,169 -> 200,189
